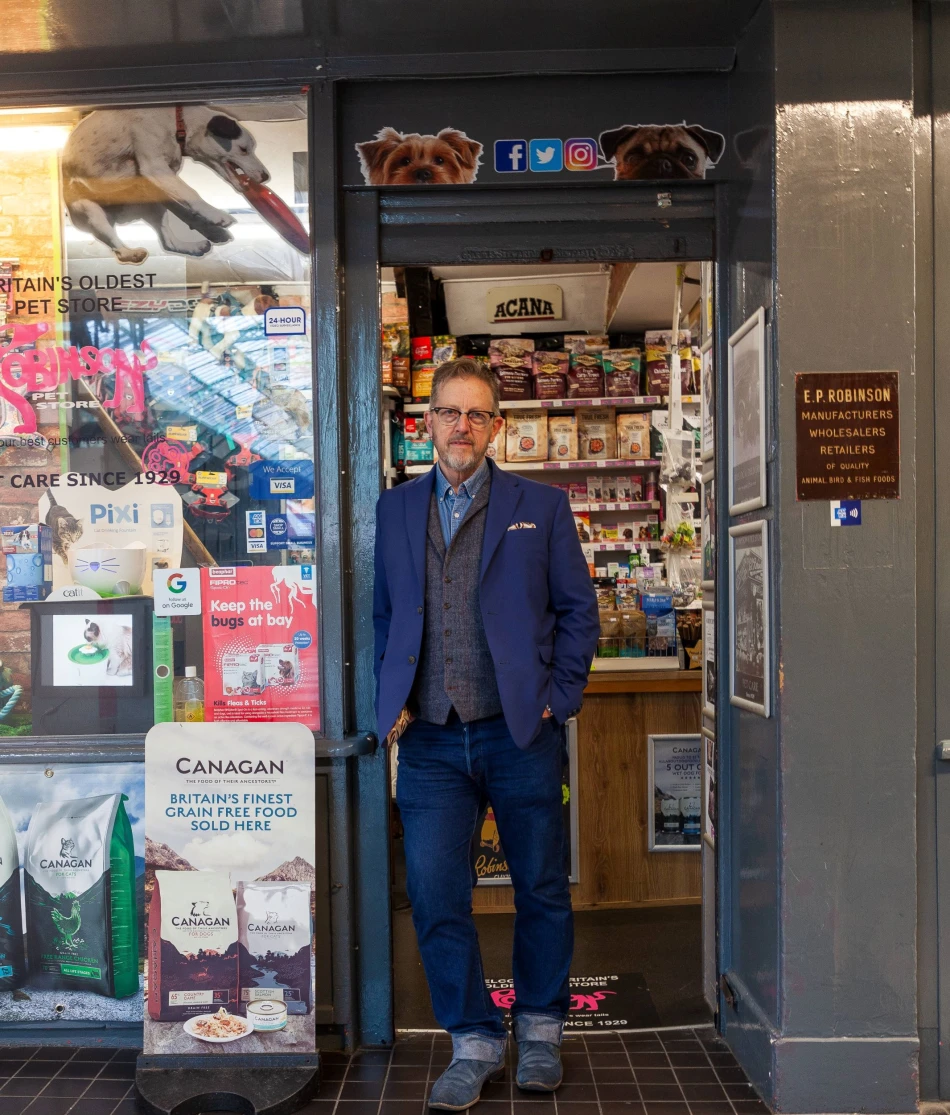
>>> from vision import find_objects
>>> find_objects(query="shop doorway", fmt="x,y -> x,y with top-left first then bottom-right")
343,182 -> 720,1038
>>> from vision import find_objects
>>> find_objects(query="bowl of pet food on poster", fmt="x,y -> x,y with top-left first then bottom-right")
184,1008 -> 252,1043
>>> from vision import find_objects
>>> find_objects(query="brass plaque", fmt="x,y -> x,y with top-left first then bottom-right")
795,371 -> 900,501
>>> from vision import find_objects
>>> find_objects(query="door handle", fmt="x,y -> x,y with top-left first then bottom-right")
937,741 -> 950,761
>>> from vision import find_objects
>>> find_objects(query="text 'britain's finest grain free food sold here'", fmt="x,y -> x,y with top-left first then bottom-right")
795,371 -> 901,501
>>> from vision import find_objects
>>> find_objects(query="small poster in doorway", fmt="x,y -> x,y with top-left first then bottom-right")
648,734 -> 702,851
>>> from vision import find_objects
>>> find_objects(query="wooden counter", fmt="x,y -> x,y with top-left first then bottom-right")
473,669 -> 702,914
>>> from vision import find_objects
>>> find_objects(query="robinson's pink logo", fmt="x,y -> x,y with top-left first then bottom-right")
0,321 -> 152,434
490,988 -> 616,1012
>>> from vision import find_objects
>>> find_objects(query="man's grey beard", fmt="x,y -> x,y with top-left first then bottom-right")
440,441 -> 483,473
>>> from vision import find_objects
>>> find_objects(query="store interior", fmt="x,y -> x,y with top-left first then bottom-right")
381,260 -> 713,1031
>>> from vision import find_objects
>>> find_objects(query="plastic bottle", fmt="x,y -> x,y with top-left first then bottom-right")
174,667 -> 205,723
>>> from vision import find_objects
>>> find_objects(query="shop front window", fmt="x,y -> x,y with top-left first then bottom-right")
0,95 -> 317,737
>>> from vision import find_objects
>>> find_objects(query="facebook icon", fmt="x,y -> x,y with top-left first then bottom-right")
494,139 -> 528,173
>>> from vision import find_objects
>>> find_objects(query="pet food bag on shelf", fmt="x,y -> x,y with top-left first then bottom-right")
645,330 -> 693,396
603,348 -> 643,397
486,419 -> 506,463
490,338 -> 535,401
237,880 -> 313,1015
506,410 -> 548,462
577,408 -> 617,460
568,353 -> 605,399
548,414 -> 579,461
25,794 -> 138,998
617,412 -> 652,460
564,334 -> 610,355
532,351 -> 569,400
0,795 -> 23,991
148,870 -> 239,1021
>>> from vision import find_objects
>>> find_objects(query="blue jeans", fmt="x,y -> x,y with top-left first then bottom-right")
396,711 -> 573,1040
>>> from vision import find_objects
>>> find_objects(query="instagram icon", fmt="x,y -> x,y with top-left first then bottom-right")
565,138 -> 598,171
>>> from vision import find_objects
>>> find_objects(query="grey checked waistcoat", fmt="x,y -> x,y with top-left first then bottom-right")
408,474 -> 503,724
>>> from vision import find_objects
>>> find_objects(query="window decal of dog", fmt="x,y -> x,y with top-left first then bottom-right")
355,127 -> 483,185
598,123 -> 725,181
62,105 -> 290,263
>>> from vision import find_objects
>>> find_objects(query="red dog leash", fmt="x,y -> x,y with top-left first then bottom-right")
175,105 -> 187,154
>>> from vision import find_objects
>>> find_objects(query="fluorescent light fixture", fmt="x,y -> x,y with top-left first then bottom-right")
0,126 -> 71,152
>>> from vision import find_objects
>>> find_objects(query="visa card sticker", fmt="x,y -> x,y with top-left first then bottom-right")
250,460 -> 315,500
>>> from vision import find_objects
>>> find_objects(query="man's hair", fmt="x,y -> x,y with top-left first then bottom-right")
429,357 -> 500,412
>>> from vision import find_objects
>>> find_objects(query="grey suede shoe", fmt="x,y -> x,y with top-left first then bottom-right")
428,1034 -> 507,1111
514,1013 -> 564,1092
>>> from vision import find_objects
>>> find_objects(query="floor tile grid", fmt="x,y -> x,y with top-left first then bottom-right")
687,1028 -> 767,1115
0,1046 -> 136,1115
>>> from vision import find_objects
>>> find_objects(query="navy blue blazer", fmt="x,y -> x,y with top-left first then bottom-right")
373,460 -> 600,748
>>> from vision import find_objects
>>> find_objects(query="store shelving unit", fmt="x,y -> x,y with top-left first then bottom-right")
404,458 -> 660,476
400,394 -> 701,414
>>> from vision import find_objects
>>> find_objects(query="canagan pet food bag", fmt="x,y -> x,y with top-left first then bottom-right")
0,795 -> 23,989
148,870 -> 239,1021
25,794 -> 138,998
237,880 -> 312,1015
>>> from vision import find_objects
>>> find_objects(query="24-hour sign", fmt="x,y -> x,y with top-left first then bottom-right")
795,371 -> 900,501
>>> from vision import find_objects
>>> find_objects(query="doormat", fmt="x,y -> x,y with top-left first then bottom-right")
485,973 -> 660,1030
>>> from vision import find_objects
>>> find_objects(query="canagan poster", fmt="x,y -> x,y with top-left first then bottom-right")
144,722 -> 315,1055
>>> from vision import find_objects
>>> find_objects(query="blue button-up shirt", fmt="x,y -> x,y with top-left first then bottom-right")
434,459 -> 490,547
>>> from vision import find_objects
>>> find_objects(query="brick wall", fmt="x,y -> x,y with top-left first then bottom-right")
0,149 -> 63,724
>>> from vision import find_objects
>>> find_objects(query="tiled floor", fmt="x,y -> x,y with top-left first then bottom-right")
0,1046 -> 137,1115
313,1027 -> 769,1115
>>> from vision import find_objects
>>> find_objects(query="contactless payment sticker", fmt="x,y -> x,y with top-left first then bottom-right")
246,510 -> 267,553
250,459 -> 315,500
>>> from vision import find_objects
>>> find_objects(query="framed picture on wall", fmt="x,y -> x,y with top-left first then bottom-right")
727,307 -> 767,514
729,519 -> 770,717
702,469 -> 715,590
702,600 -> 716,719
701,728 -> 716,847
701,338 -> 715,463
648,734 -> 702,852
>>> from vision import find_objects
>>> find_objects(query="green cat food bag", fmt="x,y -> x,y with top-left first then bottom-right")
0,795 -> 24,989
25,793 -> 138,998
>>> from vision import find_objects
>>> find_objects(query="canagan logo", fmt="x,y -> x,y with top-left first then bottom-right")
172,908 -> 230,928
190,901 -> 210,917
249,911 -> 295,933
176,758 -> 285,775
39,835 -> 92,870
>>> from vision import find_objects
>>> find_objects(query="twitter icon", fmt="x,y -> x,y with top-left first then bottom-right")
529,138 -> 563,173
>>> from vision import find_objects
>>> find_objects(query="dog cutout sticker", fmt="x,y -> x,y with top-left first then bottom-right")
598,122 -> 725,180
355,127 -> 484,185
62,104 -> 309,262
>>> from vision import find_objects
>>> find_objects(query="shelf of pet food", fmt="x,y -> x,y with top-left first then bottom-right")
403,458 -> 661,476
584,541 -> 655,552
662,396 -> 701,405
573,501 -> 661,513
401,396 -> 663,415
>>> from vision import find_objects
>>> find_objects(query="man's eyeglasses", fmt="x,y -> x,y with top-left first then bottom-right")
429,407 -> 497,431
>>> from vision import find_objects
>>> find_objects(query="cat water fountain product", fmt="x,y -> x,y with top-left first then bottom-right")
1,524 -> 52,602
69,543 -> 147,597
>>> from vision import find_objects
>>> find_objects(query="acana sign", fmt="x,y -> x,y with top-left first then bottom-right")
487,283 -> 563,324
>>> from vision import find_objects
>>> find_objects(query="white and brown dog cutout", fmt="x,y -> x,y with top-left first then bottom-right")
599,123 -> 725,181
355,127 -> 483,185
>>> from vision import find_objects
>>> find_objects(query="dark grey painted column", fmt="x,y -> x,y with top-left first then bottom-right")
743,1 -> 918,1110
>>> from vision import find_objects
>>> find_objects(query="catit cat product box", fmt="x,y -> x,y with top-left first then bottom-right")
2,524 -> 52,602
